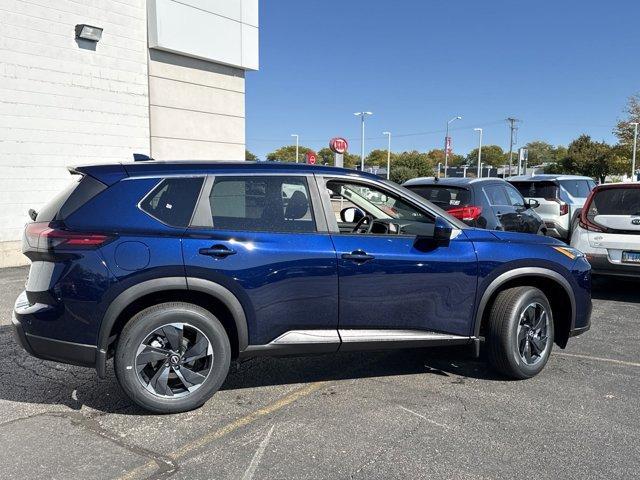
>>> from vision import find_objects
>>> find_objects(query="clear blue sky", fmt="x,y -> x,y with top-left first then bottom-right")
245,0 -> 639,160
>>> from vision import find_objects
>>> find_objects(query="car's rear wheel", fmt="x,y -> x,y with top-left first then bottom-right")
114,302 -> 231,413
486,286 -> 554,379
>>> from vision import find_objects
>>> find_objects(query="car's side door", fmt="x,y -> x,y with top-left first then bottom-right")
483,184 -> 520,232
318,176 -> 478,337
504,183 -> 539,233
182,173 -> 339,348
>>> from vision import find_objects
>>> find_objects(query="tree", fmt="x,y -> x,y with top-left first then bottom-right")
424,149 -> 464,167
393,150 -> 436,178
245,149 -> 257,161
614,93 -> 640,146
465,145 -> 506,167
523,141 -> 566,165
551,135 -> 628,182
366,149 -> 395,168
266,145 -> 314,163
390,166 -> 419,184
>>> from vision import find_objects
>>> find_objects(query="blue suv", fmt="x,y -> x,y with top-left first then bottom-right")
13,161 -> 592,413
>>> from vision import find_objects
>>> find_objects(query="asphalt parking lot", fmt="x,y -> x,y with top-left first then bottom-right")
0,266 -> 638,480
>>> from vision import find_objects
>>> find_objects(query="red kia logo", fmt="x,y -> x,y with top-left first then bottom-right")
306,151 -> 317,164
329,137 -> 348,154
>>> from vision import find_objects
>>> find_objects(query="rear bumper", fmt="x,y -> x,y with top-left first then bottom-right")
13,291 -> 96,368
588,253 -> 640,278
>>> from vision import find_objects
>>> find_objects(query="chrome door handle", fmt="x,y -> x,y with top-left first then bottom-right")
342,250 -> 375,263
199,245 -> 236,258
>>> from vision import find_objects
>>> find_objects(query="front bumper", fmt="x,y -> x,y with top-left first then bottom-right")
13,291 -> 96,368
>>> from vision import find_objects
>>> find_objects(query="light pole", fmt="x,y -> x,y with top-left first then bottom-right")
383,131 -> 391,180
444,115 -> 462,178
354,112 -> 373,171
474,128 -> 483,178
631,122 -> 639,182
479,162 -> 485,178
291,134 -> 299,163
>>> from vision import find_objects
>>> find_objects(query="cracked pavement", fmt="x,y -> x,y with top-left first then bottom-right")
1,266 -> 639,479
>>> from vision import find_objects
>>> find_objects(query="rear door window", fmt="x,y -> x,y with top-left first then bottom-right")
560,179 -> 594,198
405,185 -> 471,211
140,177 -> 204,227
483,185 -> 510,206
207,176 -> 316,233
510,181 -> 559,199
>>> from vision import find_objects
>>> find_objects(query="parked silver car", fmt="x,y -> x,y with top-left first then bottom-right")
508,175 -> 596,241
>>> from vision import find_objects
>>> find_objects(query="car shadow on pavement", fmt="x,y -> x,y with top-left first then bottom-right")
592,276 -> 640,303
0,324 -> 504,414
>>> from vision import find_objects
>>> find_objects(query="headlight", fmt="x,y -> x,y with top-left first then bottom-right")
552,246 -> 585,260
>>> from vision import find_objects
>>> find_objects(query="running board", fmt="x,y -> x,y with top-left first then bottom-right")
241,329 -> 472,358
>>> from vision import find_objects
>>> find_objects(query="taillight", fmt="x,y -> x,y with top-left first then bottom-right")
578,190 -> 603,232
24,222 -> 112,250
448,206 -> 482,222
559,202 -> 569,216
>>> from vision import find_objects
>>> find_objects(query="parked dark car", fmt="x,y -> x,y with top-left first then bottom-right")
404,177 -> 546,235
13,161 -> 591,413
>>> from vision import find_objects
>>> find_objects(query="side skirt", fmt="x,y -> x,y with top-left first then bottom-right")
240,329 -> 473,358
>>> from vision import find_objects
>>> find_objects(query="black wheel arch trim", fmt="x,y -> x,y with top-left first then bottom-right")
473,267 -> 576,338
96,276 -> 248,378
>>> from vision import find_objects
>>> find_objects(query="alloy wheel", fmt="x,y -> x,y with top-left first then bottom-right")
135,323 -> 214,398
516,302 -> 550,366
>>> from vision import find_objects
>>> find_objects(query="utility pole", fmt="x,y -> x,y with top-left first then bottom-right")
506,117 -> 520,177
631,122 -> 639,182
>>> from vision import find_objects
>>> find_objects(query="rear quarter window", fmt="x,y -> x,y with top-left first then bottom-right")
560,179 -> 594,198
140,177 -> 204,227
37,174 -> 106,222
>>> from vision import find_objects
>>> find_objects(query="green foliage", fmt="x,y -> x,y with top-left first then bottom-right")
245,149 -> 257,161
366,149 -> 395,168
389,166 -> 419,185
393,150 -> 436,177
614,93 -> 640,146
266,145 -> 314,163
317,147 -> 359,168
522,141 -> 566,165
550,135 -> 629,182
465,145 -> 506,167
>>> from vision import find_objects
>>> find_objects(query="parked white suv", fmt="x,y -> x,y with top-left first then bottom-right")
508,175 -> 596,241
571,183 -> 640,277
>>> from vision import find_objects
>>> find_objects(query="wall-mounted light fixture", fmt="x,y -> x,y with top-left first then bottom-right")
75,24 -> 103,42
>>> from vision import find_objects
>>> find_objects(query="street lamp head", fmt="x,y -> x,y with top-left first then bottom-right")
382,131 -> 391,136
448,115 -> 463,125
354,111 -> 373,116
474,128 -> 482,133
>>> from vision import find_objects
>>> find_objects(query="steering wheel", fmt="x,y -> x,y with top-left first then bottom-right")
352,214 -> 373,234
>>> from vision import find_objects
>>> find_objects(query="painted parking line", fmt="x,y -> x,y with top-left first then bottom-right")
119,381 -> 327,480
399,405 -> 449,430
554,352 -> 640,368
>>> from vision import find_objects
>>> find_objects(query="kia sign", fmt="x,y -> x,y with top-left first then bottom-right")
329,137 -> 348,154
306,151 -> 317,164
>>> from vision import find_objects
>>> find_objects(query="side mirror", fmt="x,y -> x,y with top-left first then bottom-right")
340,207 -> 365,223
414,217 -> 452,249
526,198 -> 540,209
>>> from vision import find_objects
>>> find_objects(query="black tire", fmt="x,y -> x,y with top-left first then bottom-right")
486,287 -> 554,379
115,302 -> 231,413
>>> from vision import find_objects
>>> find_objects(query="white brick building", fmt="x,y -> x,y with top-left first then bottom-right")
0,0 -> 259,267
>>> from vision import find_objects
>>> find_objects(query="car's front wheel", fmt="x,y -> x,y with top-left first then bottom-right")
486,286 -> 554,379
114,302 -> 231,413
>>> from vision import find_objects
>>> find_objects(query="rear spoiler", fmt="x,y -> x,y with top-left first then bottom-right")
68,164 -> 128,187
